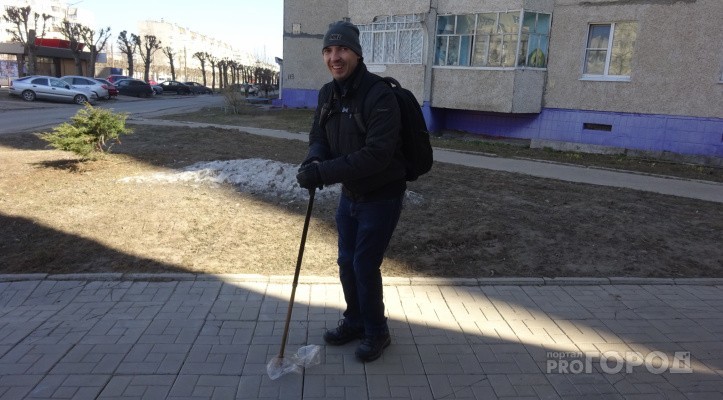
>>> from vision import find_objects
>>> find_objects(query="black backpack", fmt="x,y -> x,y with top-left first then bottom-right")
320,76 -> 433,181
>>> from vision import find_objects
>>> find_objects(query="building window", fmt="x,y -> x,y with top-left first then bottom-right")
359,14 -> 424,65
434,11 -> 551,68
519,12 -> 551,67
583,22 -> 637,79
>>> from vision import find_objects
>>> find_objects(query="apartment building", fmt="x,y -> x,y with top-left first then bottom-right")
280,0 -> 723,159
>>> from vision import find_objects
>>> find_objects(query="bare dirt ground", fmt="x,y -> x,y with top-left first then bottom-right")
1,121 -> 721,278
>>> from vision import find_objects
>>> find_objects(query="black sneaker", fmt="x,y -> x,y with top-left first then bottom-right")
323,320 -> 364,345
355,332 -> 391,362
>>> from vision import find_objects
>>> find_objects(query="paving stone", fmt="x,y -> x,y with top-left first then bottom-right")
430,377 -> 487,398
167,374 -> 239,399
0,278 -> 720,399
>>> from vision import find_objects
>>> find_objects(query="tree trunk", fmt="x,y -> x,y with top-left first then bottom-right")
74,55 -> 83,75
88,49 -> 97,77
127,54 -> 134,77
26,29 -> 37,76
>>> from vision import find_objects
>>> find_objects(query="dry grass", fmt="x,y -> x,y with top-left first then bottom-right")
161,104 -> 722,183
1,123 -> 721,278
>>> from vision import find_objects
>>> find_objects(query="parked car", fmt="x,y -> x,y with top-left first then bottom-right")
106,74 -> 130,83
229,83 -> 257,95
148,82 -> 163,95
94,78 -> 118,98
158,80 -> 191,95
61,75 -> 110,100
8,75 -> 96,105
184,81 -> 213,94
114,79 -> 154,98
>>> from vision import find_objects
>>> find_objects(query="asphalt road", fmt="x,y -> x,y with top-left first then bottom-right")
0,88 -> 225,135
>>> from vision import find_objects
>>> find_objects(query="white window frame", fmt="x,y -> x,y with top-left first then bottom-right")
433,10 -> 551,70
358,15 -> 425,65
581,22 -> 636,82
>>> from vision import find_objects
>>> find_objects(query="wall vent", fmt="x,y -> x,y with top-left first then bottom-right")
583,123 -> 613,132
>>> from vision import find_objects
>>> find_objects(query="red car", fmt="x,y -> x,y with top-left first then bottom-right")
94,78 -> 119,98
106,74 -> 129,83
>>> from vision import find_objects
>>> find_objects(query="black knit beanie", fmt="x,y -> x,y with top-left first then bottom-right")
322,21 -> 363,57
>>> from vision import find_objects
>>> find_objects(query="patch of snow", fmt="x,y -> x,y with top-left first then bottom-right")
119,158 -> 425,205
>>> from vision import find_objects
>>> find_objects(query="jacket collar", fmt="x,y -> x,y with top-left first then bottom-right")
332,61 -> 367,99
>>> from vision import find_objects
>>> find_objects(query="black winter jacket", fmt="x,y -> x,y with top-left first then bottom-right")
304,62 -> 406,200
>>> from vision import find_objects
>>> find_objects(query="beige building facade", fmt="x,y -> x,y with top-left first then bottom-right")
280,0 -> 722,159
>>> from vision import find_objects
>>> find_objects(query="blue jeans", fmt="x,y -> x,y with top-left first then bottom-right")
335,193 -> 404,336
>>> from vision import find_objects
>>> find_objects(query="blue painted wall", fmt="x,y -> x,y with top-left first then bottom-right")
282,88 -> 723,158
279,89 -> 319,109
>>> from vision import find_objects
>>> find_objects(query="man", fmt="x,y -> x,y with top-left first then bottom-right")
296,20 -> 405,362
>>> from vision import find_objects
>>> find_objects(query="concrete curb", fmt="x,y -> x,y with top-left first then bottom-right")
0,274 -> 721,286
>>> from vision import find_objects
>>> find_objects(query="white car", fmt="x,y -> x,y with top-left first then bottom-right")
61,75 -> 111,100
9,76 -> 97,105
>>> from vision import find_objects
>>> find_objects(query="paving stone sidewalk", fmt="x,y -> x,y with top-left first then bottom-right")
0,276 -> 721,399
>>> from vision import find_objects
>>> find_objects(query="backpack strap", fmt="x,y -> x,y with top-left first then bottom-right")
317,85 -> 336,129
318,75 -> 385,134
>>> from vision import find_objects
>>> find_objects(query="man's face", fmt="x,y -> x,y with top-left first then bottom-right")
323,45 -> 359,81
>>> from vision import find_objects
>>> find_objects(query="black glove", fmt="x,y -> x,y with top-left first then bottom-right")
300,157 -> 320,168
296,163 -> 323,190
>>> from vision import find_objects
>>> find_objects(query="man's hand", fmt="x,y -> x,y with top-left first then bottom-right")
296,163 -> 323,190
300,157 -> 321,168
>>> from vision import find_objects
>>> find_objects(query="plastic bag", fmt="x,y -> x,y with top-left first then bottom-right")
266,344 -> 321,380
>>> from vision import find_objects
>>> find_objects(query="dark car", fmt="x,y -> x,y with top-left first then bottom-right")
115,79 -> 154,98
149,83 -> 163,95
159,80 -> 191,95
184,82 -> 213,94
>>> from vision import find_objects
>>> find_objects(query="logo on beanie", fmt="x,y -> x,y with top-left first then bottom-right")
330,34 -> 342,40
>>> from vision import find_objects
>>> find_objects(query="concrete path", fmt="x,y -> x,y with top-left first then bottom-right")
127,118 -> 723,204
0,275 -> 721,399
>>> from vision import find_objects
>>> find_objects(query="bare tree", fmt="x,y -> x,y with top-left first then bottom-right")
117,31 -> 139,76
241,65 -> 253,84
193,52 -> 207,86
57,20 -> 86,75
80,26 -> 111,78
220,58 -> 233,88
138,35 -> 161,82
163,46 -> 176,80
207,54 -> 217,90
226,60 -> 237,85
2,6 -> 51,76
217,59 -> 226,89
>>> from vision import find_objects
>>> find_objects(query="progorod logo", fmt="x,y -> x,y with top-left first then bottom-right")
546,351 -> 692,374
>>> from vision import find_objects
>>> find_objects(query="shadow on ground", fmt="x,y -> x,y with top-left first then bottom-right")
1,126 -> 722,279
0,274 -> 720,399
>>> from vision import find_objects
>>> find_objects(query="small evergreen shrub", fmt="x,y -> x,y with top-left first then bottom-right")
42,104 -> 133,160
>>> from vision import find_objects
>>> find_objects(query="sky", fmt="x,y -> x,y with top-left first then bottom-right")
77,0 -> 283,63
